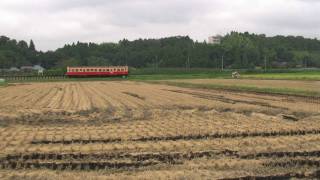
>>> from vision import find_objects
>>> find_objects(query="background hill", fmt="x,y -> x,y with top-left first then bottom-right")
1,32 -> 320,69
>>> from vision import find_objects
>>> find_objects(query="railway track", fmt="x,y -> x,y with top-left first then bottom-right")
0,75 -> 67,81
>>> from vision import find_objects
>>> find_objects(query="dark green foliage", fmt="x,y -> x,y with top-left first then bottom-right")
0,36 -> 39,68
29,40 -> 36,51
1,32 -> 320,69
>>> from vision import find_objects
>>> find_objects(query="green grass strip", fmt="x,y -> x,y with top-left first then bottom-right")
242,72 -> 320,81
0,82 -> 7,87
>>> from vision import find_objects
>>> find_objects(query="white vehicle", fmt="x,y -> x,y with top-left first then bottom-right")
38,69 -> 44,76
232,71 -> 241,79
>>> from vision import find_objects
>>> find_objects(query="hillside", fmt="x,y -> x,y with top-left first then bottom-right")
1,32 -> 320,69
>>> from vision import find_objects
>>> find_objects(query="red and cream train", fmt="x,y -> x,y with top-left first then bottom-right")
66,66 -> 129,77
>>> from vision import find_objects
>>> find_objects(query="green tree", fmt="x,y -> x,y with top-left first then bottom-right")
29,40 -> 36,51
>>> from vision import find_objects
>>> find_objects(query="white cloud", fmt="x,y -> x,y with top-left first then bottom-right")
0,0 -> 319,50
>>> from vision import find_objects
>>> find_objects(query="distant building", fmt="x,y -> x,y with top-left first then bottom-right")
33,65 -> 45,75
32,65 -> 45,71
20,66 -> 33,71
208,35 -> 222,44
20,65 -> 45,72
9,67 -> 20,72
272,61 -> 288,68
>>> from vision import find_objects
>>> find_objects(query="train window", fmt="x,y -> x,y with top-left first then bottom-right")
75,69 -> 78,72
107,69 -> 109,72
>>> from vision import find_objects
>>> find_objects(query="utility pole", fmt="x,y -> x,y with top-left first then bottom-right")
186,42 -> 193,70
305,58 -> 308,68
221,54 -> 224,71
154,55 -> 159,72
156,55 -> 158,70
264,55 -> 267,72
187,55 -> 190,69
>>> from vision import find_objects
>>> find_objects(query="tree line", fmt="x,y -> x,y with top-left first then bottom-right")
1,31 -> 320,70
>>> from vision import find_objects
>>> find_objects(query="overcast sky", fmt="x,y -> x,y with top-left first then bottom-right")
0,0 -> 319,51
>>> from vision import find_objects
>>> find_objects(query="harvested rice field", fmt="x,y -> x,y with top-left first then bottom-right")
0,81 -> 320,179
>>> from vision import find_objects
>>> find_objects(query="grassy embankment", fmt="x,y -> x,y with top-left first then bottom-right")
1,68 -> 231,83
0,83 -> 7,87
0,78 -> 7,86
2,68 -> 320,97
242,71 -> 320,80
130,68 -> 320,97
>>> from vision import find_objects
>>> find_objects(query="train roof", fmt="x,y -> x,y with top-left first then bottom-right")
67,66 -> 128,68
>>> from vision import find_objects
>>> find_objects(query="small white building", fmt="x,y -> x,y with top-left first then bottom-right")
20,66 -> 34,71
32,65 -> 45,71
33,65 -> 45,75
208,35 -> 223,44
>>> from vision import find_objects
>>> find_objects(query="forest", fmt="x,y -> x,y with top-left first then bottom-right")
1,31 -> 320,70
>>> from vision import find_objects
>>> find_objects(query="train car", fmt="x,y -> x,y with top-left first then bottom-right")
66,66 -> 129,77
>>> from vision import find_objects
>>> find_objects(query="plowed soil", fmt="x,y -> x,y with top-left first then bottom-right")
166,78 -> 320,92
0,81 -> 319,179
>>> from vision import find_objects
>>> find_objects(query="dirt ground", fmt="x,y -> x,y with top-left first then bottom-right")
167,79 -> 320,92
0,81 -> 319,179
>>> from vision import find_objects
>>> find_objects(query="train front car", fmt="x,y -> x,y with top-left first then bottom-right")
66,66 -> 129,77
